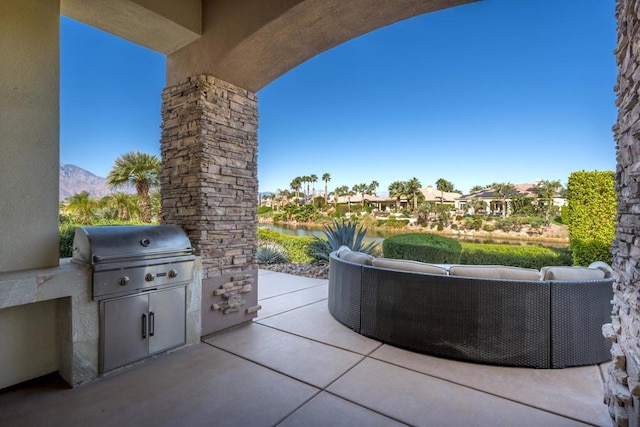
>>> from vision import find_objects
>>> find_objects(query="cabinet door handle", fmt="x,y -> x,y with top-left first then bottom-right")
149,311 -> 155,337
142,313 -> 147,339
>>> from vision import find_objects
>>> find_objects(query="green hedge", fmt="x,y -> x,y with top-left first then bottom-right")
256,228 -> 315,263
566,171 -> 616,265
382,232 -> 572,269
383,233 -> 462,263
458,243 -> 572,269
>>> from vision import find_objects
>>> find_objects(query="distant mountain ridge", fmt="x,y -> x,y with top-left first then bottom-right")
59,163 -> 135,201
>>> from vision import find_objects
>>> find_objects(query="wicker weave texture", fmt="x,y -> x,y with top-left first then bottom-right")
327,253 -> 614,368
328,254 -> 362,331
361,267 -> 551,367
550,280 -> 613,368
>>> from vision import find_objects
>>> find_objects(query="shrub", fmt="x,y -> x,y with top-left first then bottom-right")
256,243 -> 288,264
257,206 -> 272,215
461,216 -> 483,231
566,171 -> 616,265
482,224 -> 496,232
529,217 -> 544,229
378,218 -> 410,228
383,233 -> 462,263
59,221 -> 77,258
459,243 -> 572,269
560,206 -> 569,225
311,220 -> 378,261
256,228 -> 315,263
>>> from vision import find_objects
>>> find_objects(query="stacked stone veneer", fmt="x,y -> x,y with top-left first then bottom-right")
605,1 -> 640,425
160,74 -> 260,335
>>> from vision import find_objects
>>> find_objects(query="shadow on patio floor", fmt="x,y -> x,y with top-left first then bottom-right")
0,270 -> 610,426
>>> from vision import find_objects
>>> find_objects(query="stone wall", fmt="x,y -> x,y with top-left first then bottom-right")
160,74 -> 260,335
605,1 -> 640,425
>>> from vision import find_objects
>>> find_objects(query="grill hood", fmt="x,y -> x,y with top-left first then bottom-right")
72,225 -> 194,266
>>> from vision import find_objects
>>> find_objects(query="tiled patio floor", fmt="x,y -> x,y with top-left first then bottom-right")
0,270 -> 611,426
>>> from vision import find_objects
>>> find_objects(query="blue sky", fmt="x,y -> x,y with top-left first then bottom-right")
61,0 -> 617,195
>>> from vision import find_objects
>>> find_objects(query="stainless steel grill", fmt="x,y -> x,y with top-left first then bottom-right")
72,224 -> 195,300
72,224 -> 195,373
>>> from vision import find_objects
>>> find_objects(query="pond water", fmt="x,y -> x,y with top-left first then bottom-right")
259,223 -> 569,248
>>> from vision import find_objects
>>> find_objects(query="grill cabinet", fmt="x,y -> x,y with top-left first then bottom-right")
72,225 -> 195,372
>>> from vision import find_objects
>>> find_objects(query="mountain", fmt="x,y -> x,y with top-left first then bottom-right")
59,163 -> 135,201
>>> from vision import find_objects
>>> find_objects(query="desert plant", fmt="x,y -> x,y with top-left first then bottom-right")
312,220 -> 378,261
256,243 -> 289,264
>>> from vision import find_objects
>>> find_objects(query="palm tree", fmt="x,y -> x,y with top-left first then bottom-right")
465,198 -> 487,215
107,151 -> 161,223
290,177 -> 302,201
310,174 -> 318,198
368,180 -> 379,196
388,181 -> 406,212
107,192 -> 138,221
406,177 -> 422,211
333,185 -> 349,210
435,178 -> 454,204
346,188 -> 355,212
63,191 -> 98,224
533,180 -> 563,224
353,183 -> 367,208
150,189 -> 161,220
469,185 -> 485,193
301,175 -> 311,199
322,173 -> 331,200
491,182 -> 517,218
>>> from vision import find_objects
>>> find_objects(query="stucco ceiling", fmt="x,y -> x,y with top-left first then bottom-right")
61,0 -> 479,91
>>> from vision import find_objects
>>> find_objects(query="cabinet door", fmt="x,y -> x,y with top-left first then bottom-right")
102,294 -> 149,372
148,286 -> 186,355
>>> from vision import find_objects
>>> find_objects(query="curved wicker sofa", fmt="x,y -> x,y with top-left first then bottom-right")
328,251 -> 613,368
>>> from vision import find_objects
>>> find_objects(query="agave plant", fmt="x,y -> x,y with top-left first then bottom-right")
312,220 -> 378,261
256,243 -> 289,264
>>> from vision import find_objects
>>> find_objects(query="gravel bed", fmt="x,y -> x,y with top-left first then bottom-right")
258,262 -> 329,279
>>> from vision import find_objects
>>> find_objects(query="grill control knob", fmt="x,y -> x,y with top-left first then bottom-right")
119,276 -> 130,286
168,269 -> 178,278
145,273 -> 155,282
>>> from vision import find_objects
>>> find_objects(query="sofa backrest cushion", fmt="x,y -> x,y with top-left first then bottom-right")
541,266 -> 605,281
340,250 -> 374,265
588,261 -> 614,278
336,245 -> 353,258
448,265 -> 541,281
372,258 -> 448,275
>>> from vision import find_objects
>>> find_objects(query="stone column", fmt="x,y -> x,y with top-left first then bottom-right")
604,1 -> 640,425
0,0 -> 60,272
160,75 -> 260,335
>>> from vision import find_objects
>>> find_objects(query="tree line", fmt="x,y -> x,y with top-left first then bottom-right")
61,151 -> 161,224
267,173 -> 565,222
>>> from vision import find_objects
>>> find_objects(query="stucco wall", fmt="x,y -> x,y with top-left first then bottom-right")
0,0 -> 60,272
0,300 -> 59,389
